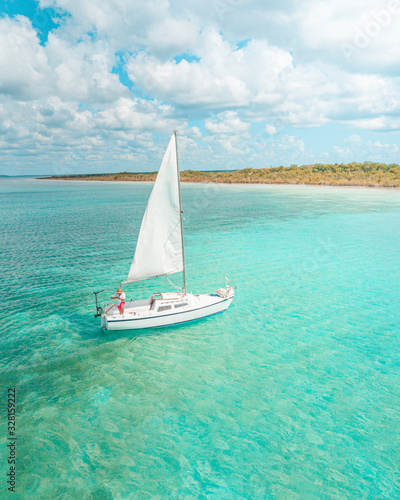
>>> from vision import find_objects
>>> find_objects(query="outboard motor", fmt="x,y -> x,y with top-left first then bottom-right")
93,290 -> 104,317
216,277 -> 235,299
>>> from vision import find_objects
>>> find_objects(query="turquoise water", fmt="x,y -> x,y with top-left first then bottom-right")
1,178 -> 400,499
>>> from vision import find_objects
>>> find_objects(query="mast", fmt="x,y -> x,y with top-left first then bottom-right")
174,130 -> 187,294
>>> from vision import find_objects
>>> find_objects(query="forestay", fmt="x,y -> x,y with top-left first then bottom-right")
124,133 -> 184,283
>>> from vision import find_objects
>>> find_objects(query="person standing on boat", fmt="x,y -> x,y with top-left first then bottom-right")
111,287 -> 126,315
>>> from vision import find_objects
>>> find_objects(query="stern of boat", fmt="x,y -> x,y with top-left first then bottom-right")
101,312 -> 107,329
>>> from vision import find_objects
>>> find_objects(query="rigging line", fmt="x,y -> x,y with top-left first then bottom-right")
166,275 -> 183,291
163,219 -> 181,249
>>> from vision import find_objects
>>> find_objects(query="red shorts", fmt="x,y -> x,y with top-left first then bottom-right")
117,302 -> 125,311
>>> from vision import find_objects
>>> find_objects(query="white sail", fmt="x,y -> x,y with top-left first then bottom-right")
124,133 -> 184,283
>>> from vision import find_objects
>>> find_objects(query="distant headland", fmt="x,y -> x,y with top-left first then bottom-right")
40,162 -> 400,188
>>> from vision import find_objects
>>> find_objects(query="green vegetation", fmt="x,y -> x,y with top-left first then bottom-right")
42,162 -> 400,187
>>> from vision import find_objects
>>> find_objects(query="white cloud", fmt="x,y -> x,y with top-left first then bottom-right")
205,111 -> 250,134
0,15 -> 125,104
266,124 -> 278,135
346,134 -> 363,143
47,35 -> 124,103
146,16 -> 201,58
127,31 -> 252,109
279,135 -> 306,153
97,97 -> 179,132
39,0 -> 190,55
0,16 -> 50,100
334,135 -> 400,162
346,115 -> 400,131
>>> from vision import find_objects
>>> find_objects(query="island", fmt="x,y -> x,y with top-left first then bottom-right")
41,162 -> 400,187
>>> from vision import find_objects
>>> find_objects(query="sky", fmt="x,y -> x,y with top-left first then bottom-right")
0,0 -> 400,175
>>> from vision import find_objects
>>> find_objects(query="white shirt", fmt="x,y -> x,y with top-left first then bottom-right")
112,292 -> 126,305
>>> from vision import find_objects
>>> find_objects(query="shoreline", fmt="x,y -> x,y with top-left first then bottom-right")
37,177 -> 400,190
37,162 -> 400,189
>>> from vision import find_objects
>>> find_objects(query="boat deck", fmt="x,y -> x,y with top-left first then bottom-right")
105,298 -> 151,318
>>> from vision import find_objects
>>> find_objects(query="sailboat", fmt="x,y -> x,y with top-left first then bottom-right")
98,131 -> 234,331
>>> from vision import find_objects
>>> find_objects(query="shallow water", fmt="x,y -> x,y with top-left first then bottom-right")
1,178 -> 399,499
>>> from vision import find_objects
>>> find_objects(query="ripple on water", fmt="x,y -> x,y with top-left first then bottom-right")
0,179 -> 400,498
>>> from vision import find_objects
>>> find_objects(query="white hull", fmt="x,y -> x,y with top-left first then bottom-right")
101,289 -> 234,331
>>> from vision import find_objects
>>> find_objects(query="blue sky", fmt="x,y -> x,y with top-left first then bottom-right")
0,0 -> 399,175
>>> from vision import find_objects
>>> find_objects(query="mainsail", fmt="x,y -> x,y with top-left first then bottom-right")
124,133 -> 184,283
